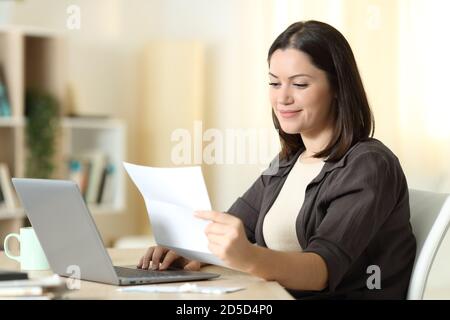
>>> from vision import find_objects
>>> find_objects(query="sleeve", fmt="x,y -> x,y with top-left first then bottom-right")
302,151 -> 402,293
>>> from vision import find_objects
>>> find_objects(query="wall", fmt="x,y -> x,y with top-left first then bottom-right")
8,0 -> 279,241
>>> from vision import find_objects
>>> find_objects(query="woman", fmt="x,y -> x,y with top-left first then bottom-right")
137,20 -> 416,299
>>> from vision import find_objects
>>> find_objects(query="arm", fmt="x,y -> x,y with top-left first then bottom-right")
195,210 -> 328,291
248,246 -> 328,291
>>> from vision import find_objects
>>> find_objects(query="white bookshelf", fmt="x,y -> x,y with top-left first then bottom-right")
0,25 -> 126,231
0,117 -> 24,127
61,117 -> 126,214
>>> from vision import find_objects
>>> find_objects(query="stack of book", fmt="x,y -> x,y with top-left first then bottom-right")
0,273 -> 68,300
67,151 -> 115,205
0,64 -> 11,117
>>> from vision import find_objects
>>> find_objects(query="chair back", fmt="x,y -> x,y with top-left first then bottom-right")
407,189 -> 450,300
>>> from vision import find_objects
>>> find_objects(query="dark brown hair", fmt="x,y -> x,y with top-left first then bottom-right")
268,20 -> 374,161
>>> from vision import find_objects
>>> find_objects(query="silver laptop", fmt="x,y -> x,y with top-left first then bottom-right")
12,178 -> 220,286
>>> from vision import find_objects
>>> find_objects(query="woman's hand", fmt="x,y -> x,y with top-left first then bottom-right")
137,246 -> 202,271
194,210 -> 255,272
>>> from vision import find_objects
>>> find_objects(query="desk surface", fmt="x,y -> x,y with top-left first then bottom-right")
0,248 -> 293,300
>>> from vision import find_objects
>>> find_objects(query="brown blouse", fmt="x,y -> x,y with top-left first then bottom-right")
226,138 -> 417,299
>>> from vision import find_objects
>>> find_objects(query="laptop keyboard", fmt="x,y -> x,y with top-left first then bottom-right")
114,266 -> 196,279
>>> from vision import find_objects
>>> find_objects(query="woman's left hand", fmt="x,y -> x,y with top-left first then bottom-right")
194,210 -> 255,272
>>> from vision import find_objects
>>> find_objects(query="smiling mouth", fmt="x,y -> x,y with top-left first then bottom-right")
278,109 -> 302,113
278,109 -> 302,118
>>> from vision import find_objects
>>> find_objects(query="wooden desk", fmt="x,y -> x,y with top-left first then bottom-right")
0,248 -> 293,300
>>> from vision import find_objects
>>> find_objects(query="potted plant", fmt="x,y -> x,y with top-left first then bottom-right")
25,89 -> 60,179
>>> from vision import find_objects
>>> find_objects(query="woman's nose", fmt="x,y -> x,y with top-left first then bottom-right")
277,86 -> 294,105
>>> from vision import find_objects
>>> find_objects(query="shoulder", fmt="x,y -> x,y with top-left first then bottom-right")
324,138 -> 405,187
343,138 -> 401,171
324,138 -> 407,198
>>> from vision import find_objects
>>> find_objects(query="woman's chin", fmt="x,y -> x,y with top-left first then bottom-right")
280,126 -> 301,135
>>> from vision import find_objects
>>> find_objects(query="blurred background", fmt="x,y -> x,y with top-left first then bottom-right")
0,0 -> 449,297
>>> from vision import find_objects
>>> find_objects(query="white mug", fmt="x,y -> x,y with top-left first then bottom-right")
3,227 -> 50,271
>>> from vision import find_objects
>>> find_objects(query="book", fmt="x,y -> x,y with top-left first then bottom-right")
0,286 -> 44,297
68,159 -> 83,191
68,152 -> 107,203
0,64 -> 11,117
0,274 -> 67,299
0,163 -> 16,209
67,156 -> 92,198
0,181 -> 4,205
97,163 -> 115,204
0,270 -> 28,281
97,165 -> 108,204
84,151 -> 106,204
0,274 -> 63,289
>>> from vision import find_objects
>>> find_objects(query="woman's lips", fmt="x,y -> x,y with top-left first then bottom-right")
278,109 -> 302,119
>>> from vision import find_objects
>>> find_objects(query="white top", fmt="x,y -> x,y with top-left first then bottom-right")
263,154 -> 325,251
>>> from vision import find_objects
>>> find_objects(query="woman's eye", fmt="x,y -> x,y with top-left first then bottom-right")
294,83 -> 308,88
268,82 -> 280,87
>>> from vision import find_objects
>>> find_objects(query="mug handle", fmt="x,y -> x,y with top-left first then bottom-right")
4,233 -> 21,263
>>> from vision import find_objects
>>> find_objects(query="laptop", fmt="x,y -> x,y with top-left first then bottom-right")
11,178 -> 220,286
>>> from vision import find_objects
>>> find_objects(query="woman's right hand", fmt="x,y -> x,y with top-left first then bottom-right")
137,246 -> 202,271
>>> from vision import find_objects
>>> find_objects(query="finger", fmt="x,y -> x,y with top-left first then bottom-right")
184,260 -> 201,271
206,233 -> 224,246
195,210 -> 235,224
160,251 -> 180,270
141,247 -> 155,269
205,222 -> 228,235
137,256 -> 144,268
151,247 -> 167,270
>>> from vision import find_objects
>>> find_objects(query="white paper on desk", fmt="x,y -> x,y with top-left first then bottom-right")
123,162 -> 225,267
118,283 -> 244,295
0,274 -> 64,288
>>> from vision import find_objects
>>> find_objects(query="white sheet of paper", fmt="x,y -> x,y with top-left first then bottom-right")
117,283 -> 244,294
123,162 -> 225,266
